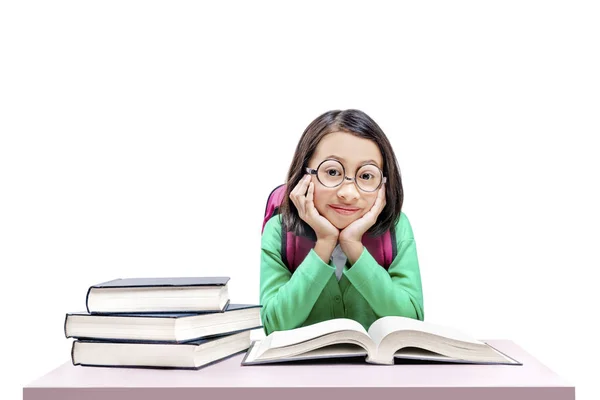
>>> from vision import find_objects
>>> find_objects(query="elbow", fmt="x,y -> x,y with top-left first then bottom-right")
410,296 -> 424,321
261,315 -> 275,336
260,304 -> 282,336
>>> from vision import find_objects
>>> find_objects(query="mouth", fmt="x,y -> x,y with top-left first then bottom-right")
328,205 -> 361,216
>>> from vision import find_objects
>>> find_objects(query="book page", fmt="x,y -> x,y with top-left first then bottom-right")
394,345 -> 520,365
267,318 -> 368,349
368,316 -> 484,347
299,343 -> 368,358
243,341 -> 369,365
395,347 -> 454,361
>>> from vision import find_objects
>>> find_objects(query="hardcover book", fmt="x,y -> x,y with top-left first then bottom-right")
66,303 -> 262,343
86,277 -> 230,313
72,329 -> 254,369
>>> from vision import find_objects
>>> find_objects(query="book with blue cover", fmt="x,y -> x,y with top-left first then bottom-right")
66,303 -> 262,343
86,277 -> 231,313
72,329 -> 255,369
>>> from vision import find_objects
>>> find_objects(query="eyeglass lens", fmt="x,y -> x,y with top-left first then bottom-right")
316,160 -> 382,192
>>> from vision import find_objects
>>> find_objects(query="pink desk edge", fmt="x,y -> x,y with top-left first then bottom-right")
23,339 -> 575,400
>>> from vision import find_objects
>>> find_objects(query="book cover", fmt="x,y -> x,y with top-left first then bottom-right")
71,329 -> 254,370
85,277 -> 231,314
65,304 -> 263,343
89,277 -> 230,288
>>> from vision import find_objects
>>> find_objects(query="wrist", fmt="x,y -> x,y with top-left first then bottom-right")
315,237 -> 338,251
316,232 -> 339,244
339,240 -> 364,265
314,238 -> 337,264
338,237 -> 361,247
339,229 -> 363,245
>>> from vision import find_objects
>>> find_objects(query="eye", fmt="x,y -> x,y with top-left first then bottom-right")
360,173 -> 375,180
326,169 -> 342,177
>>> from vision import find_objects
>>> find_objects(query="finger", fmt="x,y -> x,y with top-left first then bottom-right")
290,175 -> 305,197
299,177 -> 313,210
289,180 -> 303,207
377,192 -> 386,213
306,181 -> 315,212
365,188 -> 386,221
378,185 -> 386,209
290,192 -> 306,216
298,174 -> 311,196
290,175 -> 310,206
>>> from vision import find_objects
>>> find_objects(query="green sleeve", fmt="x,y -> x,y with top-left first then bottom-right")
259,216 -> 336,335
343,212 -> 425,321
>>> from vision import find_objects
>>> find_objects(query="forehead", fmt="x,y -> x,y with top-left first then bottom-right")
312,131 -> 383,167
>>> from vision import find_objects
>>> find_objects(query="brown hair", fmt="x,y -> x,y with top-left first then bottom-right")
280,109 -> 404,237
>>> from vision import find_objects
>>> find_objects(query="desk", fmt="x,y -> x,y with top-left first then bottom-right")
23,340 -> 574,400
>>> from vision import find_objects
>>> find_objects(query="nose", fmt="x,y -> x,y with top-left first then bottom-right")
337,178 -> 360,201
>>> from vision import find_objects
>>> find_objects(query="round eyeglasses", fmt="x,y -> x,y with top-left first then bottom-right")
305,159 -> 386,193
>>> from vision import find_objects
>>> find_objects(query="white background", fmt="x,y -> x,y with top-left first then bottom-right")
1,1 -> 598,399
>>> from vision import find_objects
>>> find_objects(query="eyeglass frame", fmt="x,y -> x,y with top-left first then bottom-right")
305,159 -> 387,193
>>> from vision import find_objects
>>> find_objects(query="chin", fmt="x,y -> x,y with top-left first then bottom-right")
332,221 -> 350,230
329,215 -> 359,230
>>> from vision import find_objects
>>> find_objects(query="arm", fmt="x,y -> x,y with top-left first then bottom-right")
260,216 -> 336,335
343,213 -> 425,320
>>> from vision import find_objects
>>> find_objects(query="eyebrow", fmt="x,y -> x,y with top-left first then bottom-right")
324,155 -> 382,168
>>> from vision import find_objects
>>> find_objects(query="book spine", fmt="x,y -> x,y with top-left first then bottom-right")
64,314 -> 69,338
71,341 -> 78,366
222,299 -> 230,312
85,286 -> 93,314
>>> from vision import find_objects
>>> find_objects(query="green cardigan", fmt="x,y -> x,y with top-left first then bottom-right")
259,212 -> 424,335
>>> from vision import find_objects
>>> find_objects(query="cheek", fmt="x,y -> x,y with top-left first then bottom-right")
312,186 -> 328,214
361,195 -> 378,215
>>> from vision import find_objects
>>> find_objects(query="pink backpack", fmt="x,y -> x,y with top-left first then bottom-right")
262,184 -> 396,273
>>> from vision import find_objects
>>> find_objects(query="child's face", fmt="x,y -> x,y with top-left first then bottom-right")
307,131 -> 384,230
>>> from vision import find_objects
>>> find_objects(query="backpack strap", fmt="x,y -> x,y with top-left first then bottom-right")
363,228 -> 397,269
262,184 -> 286,234
287,230 -> 397,273
284,233 -> 313,274
262,184 -> 397,272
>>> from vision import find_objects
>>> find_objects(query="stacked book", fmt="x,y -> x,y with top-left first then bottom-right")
64,277 -> 263,369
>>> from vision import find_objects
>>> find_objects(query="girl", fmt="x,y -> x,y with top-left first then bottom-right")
260,109 -> 424,335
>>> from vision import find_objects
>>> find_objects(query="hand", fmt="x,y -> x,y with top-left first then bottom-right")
289,174 -> 339,242
339,183 -> 386,245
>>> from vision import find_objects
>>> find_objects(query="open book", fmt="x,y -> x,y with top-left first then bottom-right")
242,316 -> 521,366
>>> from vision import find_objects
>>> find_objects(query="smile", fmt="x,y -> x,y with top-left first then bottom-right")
329,205 -> 360,215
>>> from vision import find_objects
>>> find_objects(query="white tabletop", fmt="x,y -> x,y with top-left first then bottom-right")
24,340 -> 574,400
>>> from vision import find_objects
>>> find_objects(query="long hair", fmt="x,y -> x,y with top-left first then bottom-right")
280,109 -> 403,237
